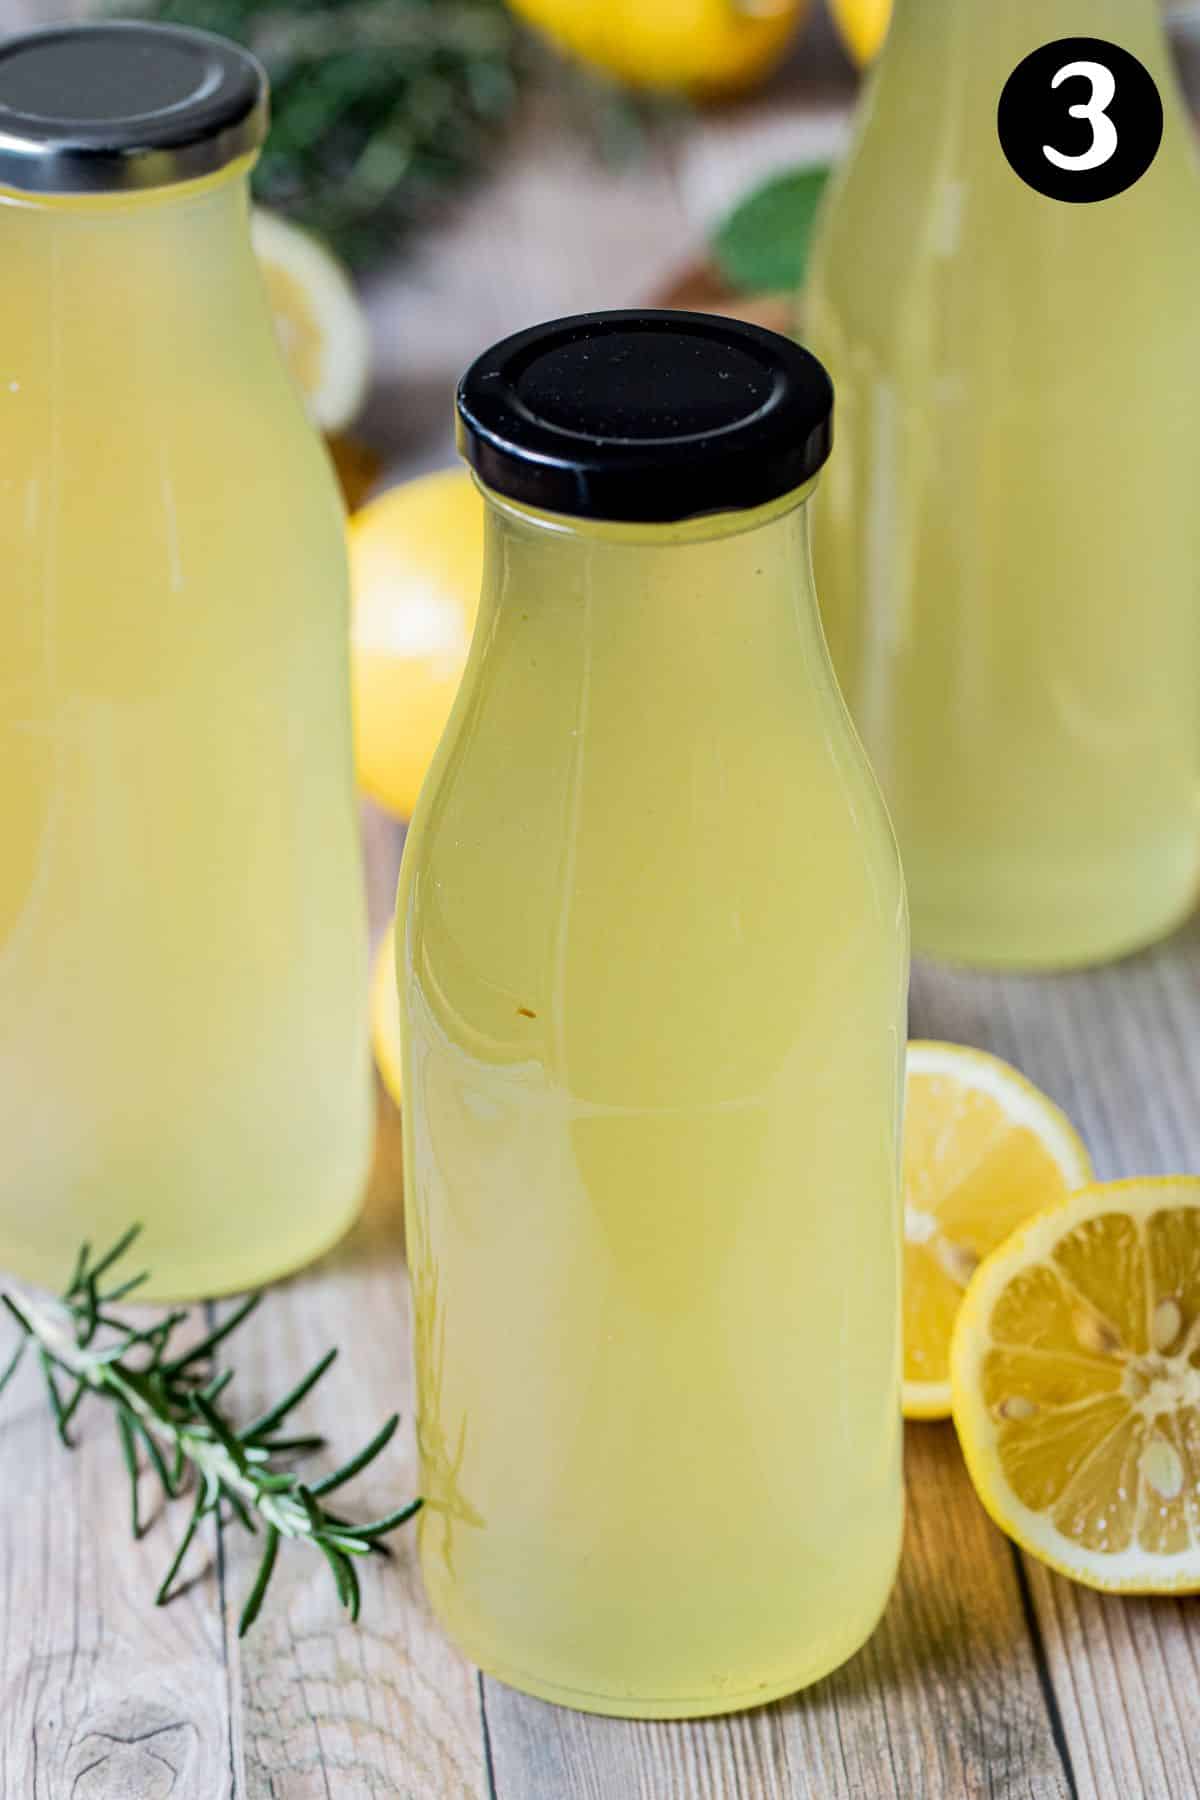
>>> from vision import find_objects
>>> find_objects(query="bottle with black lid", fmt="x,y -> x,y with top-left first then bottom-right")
397,311 -> 909,1716
0,25 -> 371,1298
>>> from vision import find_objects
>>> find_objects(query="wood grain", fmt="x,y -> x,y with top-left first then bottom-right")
484,1410 -> 1072,1800
913,912 -> 1200,1800
0,1308 -> 233,1799
215,803 -> 481,1798
219,1090 -> 486,1800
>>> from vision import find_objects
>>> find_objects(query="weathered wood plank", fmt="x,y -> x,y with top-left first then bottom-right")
483,1419 -> 1071,1799
219,1084 -> 487,1800
912,910 -> 1200,1800
0,1306 -> 234,1798
227,797 -> 477,1794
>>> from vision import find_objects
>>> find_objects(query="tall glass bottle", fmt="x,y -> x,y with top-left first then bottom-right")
807,0 -> 1200,967
0,25 -> 371,1298
398,313 -> 908,1717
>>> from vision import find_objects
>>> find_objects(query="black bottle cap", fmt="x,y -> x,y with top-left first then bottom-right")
456,310 -> 833,523
0,22 -> 267,195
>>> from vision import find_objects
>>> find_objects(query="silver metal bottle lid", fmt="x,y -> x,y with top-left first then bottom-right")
0,21 -> 268,195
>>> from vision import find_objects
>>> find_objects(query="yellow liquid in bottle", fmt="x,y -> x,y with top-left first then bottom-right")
399,485 -> 907,1717
807,0 -> 1200,968
0,170 -> 371,1298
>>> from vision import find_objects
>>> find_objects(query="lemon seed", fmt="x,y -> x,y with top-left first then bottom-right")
1140,1439 -> 1184,1501
1152,1298 -> 1183,1353
1073,1308 -> 1123,1356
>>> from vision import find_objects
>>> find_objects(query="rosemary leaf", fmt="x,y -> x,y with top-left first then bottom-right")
191,1390 -> 251,1475
238,1525 -> 280,1637
101,1271 -> 151,1305
309,1413 -> 399,1497
133,1414 -> 177,1499
162,1291 -> 261,1375
39,1348 -> 72,1446
88,1223 -> 145,1286
117,1410 -> 143,1538
199,1368 -> 237,1405
156,1490 -> 205,1607
65,1240 -> 92,1298
240,1348 -> 338,1442
338,1498 -> 425,1540
59,1379 -> 88,1437
0,1335 -> 27,1399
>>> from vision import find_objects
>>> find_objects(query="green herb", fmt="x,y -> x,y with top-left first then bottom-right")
113,0 -> 528,267
0,1226 -> 421,1635
711,163 -> 832,295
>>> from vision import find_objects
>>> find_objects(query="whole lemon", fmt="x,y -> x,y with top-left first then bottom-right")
350,468 -> 484,820
828,0 -> 890,64
369,921 -> 403,1106
507,0 -> 809,97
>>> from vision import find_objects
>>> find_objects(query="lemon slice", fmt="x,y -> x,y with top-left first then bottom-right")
370,922 -> 403,1108
903,1043 -> 1092,1419
952,1178 -> 1200,1592
251,208 -> 370,433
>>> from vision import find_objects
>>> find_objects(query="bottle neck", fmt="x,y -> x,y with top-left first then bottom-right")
0,158 -> 267,343
887,0 -> 1169,62
475,483 -> 835,704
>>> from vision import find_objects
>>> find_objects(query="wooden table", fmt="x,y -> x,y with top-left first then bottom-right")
3,801 -> 1199,1799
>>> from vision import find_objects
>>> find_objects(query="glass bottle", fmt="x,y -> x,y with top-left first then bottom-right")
806,0 -> 1200,967
0,24 -> 371,1298
398,312 -> 908,1718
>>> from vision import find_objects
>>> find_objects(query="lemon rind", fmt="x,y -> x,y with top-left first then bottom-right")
902,1378 -> 953,1422
903,1041 -> 1093,1420
906,1041 -> 1093,1188
251,207 -> 370,434
951,1177 -> 1200,1593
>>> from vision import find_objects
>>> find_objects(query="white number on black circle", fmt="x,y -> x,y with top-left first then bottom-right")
1043,59 -> 1119,172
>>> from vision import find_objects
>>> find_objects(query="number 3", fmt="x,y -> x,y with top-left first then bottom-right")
1043,60 -> 1119,171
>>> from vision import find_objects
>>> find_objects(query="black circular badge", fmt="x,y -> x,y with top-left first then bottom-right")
997,38 -> 1163,202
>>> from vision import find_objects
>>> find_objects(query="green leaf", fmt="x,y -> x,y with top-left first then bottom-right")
0,1334 -> 27,1400
156,1490 -> 205,1608
87,1222 -> 143,1285
238,1526 -> 280,1637
336,1498 -> 424,1541
117,1411 -> 142,1538
241,1349 -> 337,1443
710,164 -> 832,296
309,1414 -> 399,1498
163,1292 -> 260,1375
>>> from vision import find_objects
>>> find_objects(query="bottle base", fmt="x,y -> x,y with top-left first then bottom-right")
135,1190 -> 367,1301
910,875 -> 1199,974
425,1546 -> 901,1721
0,1148 -> 371,1303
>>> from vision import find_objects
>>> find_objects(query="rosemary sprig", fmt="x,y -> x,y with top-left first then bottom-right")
0,1228 -> 421,1635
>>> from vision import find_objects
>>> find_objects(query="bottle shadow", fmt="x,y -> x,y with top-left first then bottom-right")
774,1422 -> 1036,1771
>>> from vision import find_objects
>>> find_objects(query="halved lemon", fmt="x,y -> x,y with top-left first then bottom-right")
903,1043 -> 1092,1419
952,1179 -> 1200,1592
251,208 -> 370,433
370,922 -> 403,1108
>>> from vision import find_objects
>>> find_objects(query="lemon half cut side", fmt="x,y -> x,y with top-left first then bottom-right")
902,1042 -> 1092,1419
952,1178 -> 1200,1593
